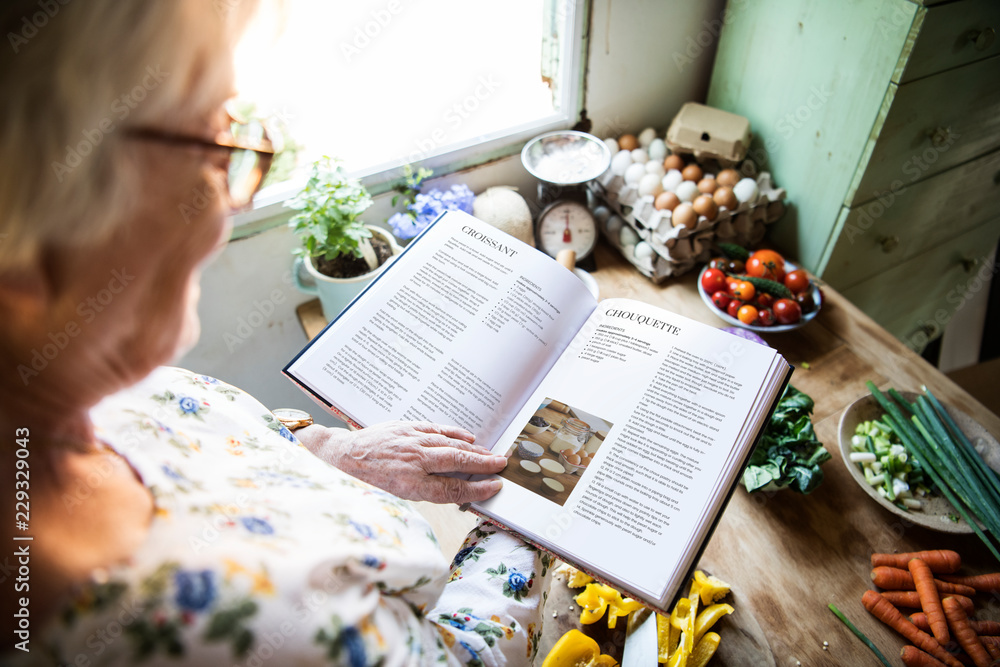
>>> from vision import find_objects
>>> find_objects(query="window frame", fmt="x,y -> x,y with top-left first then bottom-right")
231,0 -> 590,240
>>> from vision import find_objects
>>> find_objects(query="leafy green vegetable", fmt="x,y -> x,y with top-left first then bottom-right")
742,385 -> 831,494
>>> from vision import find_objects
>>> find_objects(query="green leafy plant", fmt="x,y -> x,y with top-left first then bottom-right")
286,157 -> 375,268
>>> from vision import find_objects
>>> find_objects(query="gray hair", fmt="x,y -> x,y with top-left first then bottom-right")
0,0 -> 256,269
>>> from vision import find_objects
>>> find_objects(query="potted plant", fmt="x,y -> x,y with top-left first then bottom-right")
288,157 -> 402,319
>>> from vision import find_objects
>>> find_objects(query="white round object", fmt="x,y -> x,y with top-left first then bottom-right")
630,148 -> 649,164
605,215 -> 624,238
519,460 -> 542,474
604,137 -> 620,155
647,138 -> 667,162
638,127 -> 657,148
675,180 -> 700,202
661,169 -> 683,192
539,458 -> 565,476
624,162 -> 647,185
610,149 -> 633,176
472,186 -> 534,247
634,241 -> 655,262
637,173 -> 664,198
734,177 -> 760,203
542,478 -> 565,494
592,205 -> 611,225
644,162 -> 666,179
619,225 -> 640,247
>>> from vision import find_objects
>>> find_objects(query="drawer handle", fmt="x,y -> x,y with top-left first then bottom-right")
927,126 -> 953,148
969,27 -> 996,52
961,257 -> 978,273
878,235 -> 900,253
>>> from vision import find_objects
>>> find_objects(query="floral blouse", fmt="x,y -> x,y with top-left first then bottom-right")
15,367 -> 553,666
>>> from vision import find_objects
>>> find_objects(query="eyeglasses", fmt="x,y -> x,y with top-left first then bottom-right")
124,117 -> 277,210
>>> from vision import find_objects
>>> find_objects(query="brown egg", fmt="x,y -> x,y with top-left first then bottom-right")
692,194 -> 719,221
697,177 -> 718,194
619,134 -> 639,151
671,202 -> 697,229
681,163 -> 703,182
716,168 -> 741,187
713,186 -> 738,210
654,191 -> 681,211
566,454 -> 581,466
663,154 -> 684,172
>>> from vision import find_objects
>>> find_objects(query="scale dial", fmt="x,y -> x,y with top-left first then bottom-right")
536,200 -> 598,261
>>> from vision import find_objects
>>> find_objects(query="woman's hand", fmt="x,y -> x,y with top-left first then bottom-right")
296,421 -> 506,504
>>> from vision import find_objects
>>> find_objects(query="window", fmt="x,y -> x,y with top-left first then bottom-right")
233,0 -> 587,225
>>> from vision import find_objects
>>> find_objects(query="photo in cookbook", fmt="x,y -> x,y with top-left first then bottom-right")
498,398 -> 613,507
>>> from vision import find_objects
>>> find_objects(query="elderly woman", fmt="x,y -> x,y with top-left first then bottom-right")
0,2 -> 553,665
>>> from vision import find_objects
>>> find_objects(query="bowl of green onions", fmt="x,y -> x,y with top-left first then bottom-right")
838,386 -> 1000,538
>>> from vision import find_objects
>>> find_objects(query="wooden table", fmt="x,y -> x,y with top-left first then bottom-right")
297,241 -> 1000,665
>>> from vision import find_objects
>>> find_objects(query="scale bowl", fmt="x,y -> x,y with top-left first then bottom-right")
521,131 -> 611,186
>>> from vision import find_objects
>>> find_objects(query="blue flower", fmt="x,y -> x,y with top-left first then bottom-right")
161,464 -> 184,481
452,544 -> 476,568
278,425 -> 296,442
362,555 -> 382,569
507,570 -> 529,594
178,396 -> 200,414
341,626 -> 367,667
349,520 -> 375,540
174,569 -> 216,611
240,517 -> 274,535
198,375 -> 220,384
390,184 -> 477,240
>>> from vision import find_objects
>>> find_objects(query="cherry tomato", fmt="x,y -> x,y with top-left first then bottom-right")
747,250 -> 785,281
732,280 -> 756,301
727,259 -> 745,274
756,293 -> 774,310
737,304 -> 759,325
726,277 -> 741,294
711,291 -> 732,311
757,309 -> 776,327
701,268 -> 728,295
709,258 -> 729,271
784,269 -> 810,294
726,299 -> 742,319
795,290 -> 816,314
773,298 -> 802,325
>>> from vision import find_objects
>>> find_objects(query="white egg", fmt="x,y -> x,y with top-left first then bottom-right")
624,162 -> 647,186
647,138 -> 667,162
605,215 -> 624,238
610,149 -> 633,176
733,177 -> 760,203
675,180 -> 700,202
630,148 -> 649,164
644,162 -> 666,179
661,169 -> 683,192
638,127 -> 657,148
592,205 -> 611,225
604,137 -> 620,155
634,241 -> 655,262
638,173 -> 664,198
619,225 -> 640,247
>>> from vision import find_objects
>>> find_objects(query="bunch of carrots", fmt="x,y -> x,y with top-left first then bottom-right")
862,549 -> 999,667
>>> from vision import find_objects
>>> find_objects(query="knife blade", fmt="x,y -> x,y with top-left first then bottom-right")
621,607 -> 659,667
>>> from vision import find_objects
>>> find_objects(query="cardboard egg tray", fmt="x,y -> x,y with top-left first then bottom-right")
588,164 -> 787,283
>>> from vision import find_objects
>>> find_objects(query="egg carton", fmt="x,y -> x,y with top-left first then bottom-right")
589,166 -> 786,282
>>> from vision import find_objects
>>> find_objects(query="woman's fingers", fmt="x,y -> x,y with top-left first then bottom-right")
421,446 -> 508,476
418,476 -> 503,504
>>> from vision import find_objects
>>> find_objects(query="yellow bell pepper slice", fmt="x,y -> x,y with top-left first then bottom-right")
693,603 -> 734,645
688,631 -> 720,667
575,583 -> 643,629
693,571 -> 730,606
656,613 -> 672,663
666,597 -> 694,667
607,596 -> 643,629
566,568 -> 594,588
542,629 -> 619,667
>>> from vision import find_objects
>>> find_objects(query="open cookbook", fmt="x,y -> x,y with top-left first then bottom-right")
284,210 -> 791,613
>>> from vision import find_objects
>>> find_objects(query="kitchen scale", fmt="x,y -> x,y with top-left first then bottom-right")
521,131 -> 611,272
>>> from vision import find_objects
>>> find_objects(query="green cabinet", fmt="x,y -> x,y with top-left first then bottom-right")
707,0 -> 1000,349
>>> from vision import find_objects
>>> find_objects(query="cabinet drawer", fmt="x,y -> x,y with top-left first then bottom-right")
850,54 -> 1000,205
824,148 -> 1000,289
840,221 -> 1000,352
901,0 -> 1000,83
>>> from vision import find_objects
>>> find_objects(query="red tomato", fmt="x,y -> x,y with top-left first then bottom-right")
756,293 -> 774,310
757,309 -> 776,326
726,299 -> 742,319
726,276 -> 741,294
784,269 -> 810,294
701,268 -> 728,295
747,250 -> 785,281
732,280 -> 756,301
737,304 -> 759,325
773,298 -> 802,325
795,290 -> 816,314
711,291 -> 732,311
709,258 -> 729,271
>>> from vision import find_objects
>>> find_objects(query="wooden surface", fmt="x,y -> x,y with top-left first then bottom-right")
295,242 -> 1000,665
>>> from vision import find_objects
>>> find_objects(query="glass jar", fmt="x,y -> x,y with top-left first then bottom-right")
549,418 -> 591,454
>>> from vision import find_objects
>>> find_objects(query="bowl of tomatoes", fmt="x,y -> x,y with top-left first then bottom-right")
697,245 -> 822,333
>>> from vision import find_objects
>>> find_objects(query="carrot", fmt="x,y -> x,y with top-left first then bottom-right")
980,636 -> 1000,662
872,551 -> 961,574
881,591 -> 976,614
900,645 -> 949,667
861,590 -> 962,667
871,567 -> 977,597
910,613 -> 1000,637
939,573 -> 1000,594
910,558 -> 950,644
942,596 -> 992,667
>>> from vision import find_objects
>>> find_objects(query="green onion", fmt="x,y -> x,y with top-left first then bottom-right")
828,603 -> 892,667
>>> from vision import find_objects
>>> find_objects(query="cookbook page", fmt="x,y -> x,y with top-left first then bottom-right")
473,298 -> 788,605
285,211 -> 597,448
